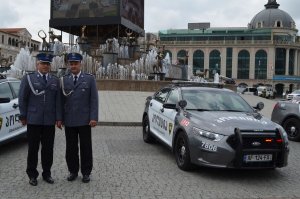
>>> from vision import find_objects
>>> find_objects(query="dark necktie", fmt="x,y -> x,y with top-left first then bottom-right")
74,76 -> 78,85
43,74 -> 47,84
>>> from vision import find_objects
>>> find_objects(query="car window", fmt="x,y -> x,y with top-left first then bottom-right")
0,82 -> 13,100
154,88 -> 171,103
166,89 -> 179,104
182,89 -> 253,112
292,90 -> 300,94
249,88 -> 257,92
9,81 -> 21,99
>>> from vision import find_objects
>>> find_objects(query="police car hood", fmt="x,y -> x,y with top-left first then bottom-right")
188,111 -> 276,135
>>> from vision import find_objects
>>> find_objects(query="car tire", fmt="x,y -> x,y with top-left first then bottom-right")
174,132 -> 192,171
142,115 -> 154,143
283,118 -> 300,141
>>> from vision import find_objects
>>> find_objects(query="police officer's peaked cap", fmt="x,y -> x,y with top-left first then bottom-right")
67,53 -> 83,62
36,53 -> 53,63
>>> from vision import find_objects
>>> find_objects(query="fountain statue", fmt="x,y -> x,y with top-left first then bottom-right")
38,30 -> 50,52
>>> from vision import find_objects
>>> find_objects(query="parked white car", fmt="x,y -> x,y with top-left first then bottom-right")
286,89 -> 300,100
0,75 -> 27,145
241,87 -> 257,95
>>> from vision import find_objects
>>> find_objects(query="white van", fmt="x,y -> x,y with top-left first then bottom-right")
257,86 -> 275,99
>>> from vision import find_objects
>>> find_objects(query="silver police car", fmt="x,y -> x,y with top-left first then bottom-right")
271,97 -> 300,142
142,81 -> 289,170
0,74 -> 26,144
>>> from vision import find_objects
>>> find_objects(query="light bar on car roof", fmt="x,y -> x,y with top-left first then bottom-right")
171,80 -> 224,88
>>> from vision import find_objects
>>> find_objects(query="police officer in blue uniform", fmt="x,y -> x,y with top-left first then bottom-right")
61,52 -> 98,183
18,53 -> 62,186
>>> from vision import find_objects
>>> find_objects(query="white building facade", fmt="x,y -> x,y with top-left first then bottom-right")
158,0 -> 300,95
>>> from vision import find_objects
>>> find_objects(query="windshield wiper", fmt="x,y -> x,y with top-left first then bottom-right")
218,109 -> 245,112
186,108 -> 211,111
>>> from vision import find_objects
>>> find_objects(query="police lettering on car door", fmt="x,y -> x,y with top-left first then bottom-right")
152,113 -> 167,133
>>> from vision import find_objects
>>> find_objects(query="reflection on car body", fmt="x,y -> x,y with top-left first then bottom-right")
142,81 -> 289,171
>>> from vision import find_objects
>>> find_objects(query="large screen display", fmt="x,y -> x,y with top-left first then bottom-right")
120,0 -> 144,28
52,0 -> 119,18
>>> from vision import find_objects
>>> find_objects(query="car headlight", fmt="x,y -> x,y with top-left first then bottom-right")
192,127 -> 224,141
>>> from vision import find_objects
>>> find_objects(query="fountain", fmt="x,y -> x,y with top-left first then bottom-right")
2,27 -> 191,88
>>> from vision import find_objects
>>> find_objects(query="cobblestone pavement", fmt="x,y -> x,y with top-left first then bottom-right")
99,91 -> 152,125
1,126 -> 300,199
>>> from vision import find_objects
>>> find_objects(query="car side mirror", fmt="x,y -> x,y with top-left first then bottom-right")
254,102 -> 264,111
0,97 -> 10,103
146,96 -> 153,101
178,100 -> 187,109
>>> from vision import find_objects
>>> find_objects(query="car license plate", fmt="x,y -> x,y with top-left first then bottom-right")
244,154 -> 272,162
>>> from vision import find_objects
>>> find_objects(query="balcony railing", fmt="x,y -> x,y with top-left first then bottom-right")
158,40 -> 300,46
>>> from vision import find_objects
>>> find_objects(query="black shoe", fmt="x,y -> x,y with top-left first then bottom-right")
67,173 -> 78,181
43,176 -> 54,184
82,175 -> 90,183
29,178 -> 37,186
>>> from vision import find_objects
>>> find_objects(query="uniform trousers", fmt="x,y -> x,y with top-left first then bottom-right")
65,125 -> 93,175
26,124 -> 55,178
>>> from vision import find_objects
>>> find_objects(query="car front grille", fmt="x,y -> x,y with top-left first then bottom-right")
227,128 -> 285,168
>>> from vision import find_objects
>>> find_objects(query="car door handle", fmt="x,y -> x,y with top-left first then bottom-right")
160,108 -> 164,113
13,103 -> 19,109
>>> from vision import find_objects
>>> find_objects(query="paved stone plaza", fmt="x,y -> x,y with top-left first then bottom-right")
1,91 -> 300,199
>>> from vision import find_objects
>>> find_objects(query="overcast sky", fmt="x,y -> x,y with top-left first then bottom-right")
1,0 -> 300,42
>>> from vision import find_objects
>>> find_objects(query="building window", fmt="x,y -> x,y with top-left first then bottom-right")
226,48 -> 232,78
275,20 -> 282,27
1,35 -> 4,44
237,50 -> 250,79
289,49 -> 295,75
255,50 -> 268,79
209,50 -> 221,78
177,50 -> 188,65
193,50 -> 204,74
164,50 -> 172,64
257,22 -> 263,28
275,48 -> 286,75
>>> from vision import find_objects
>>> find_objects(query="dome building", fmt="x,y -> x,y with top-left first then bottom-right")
158,0 -> 300,95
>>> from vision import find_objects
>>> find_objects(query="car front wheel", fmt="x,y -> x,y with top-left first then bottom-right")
174,132 -> 192,171
142,115 -> 154,143
283,118 -> 300,141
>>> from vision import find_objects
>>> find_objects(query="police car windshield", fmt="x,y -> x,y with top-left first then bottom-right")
182,89 -> 254,112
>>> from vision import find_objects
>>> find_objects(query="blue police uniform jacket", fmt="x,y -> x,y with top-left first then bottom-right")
18,72 -> 62,125
61,73 -> 99,127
